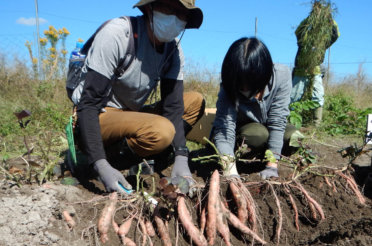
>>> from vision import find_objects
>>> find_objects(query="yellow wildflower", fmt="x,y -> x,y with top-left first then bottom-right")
25,41 -> 32,48
32,57 -> 38,64
62,27 -> 70,35
50,54 -> 56,59
49,25 -> 57,33
61,49 -> 68,55
40,38 -> 48,46
78,38 -> 84,43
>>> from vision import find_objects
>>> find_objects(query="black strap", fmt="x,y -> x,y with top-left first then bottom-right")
114,16 -> 138,77
80,16 -> 138,78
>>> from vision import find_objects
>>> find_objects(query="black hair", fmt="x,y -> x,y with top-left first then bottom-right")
221,37 -> 274,104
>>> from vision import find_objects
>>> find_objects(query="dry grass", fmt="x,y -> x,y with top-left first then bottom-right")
184,58 -> 220,108
326,66 -> 372,109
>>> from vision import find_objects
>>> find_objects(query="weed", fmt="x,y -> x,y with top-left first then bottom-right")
289,100 -> 320,128
25,25 -> 70,80
323,93 -> 372,135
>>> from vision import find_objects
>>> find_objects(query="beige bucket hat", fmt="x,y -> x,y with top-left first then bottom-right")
133,0 -> 203,29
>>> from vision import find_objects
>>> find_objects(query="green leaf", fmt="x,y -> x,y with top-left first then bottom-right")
61,177 -> 79,186
289,130 -> 305,147
264,149 -> 277,163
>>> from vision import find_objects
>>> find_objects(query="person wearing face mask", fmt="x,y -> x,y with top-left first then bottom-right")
75,0 -> 204,195
211,37 -> 300,180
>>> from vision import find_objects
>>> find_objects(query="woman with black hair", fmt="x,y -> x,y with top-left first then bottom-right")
212,37 -> 297,179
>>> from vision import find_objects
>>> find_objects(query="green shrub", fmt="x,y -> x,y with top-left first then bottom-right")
289,100 -> 320,128
323,93 -> 372,135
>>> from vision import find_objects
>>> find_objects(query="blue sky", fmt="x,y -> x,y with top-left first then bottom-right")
1,0 -> 371,80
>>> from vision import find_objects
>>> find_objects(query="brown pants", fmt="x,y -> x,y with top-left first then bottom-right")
99,92 -> 205,157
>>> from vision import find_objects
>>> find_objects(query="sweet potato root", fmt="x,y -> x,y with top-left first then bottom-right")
123,237 -> 136,246
98,192 -> 118,243
236,181 -> 257,231
216,197 -> 231,246
200,206 -> 206,234
62,210 -> 76,230
145,218 -> 156,237
220,200 -> 266,245
337,172 -> 366,205
229,181 -> 248,224
118,216 -> 134,243
112,220 -> 119,233
293,180 -> 325,221
177,196 -> 208,246
154,208 -> 172,246
284,187 -> 300,231
268,182 -> 282,245
138,217 -> 147,246
206,170 -> 220,245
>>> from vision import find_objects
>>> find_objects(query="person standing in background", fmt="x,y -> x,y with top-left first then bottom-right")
290,0 -> 340,126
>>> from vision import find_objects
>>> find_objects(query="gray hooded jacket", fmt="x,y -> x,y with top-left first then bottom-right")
212,63 -> 292,159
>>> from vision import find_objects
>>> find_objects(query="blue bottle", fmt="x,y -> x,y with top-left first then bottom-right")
66,40 -> 86,95
69,40 -> 85,62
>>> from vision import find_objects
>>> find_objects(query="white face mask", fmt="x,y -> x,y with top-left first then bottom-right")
151,11 -> 187,42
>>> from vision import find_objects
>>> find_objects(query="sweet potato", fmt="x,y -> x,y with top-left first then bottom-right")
97,192 -> 118,243
309,203 -> 318,220
216,197 -> 231,246
206,170 -> 220,245
220,200 -> 266,245
293,180 -> 325,221
145,219 -> 156,237
337,172 -> 366,205
62,210 -> 76,230
236,181 -> 257,231
154,208 -> 172,246
229,181 -> 248,224
284,187 -> 299,231
138,217 -> 147,246
112,220 -> 119,233
123,237 -> 136,246
177,196 -> 208,246
268,182 -> 282,245
118,216 -> 134,243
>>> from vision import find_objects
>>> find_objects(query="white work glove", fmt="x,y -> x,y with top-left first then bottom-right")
221,155 -> 240,178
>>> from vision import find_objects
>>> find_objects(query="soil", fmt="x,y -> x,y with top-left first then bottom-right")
1,133 -> 372,246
